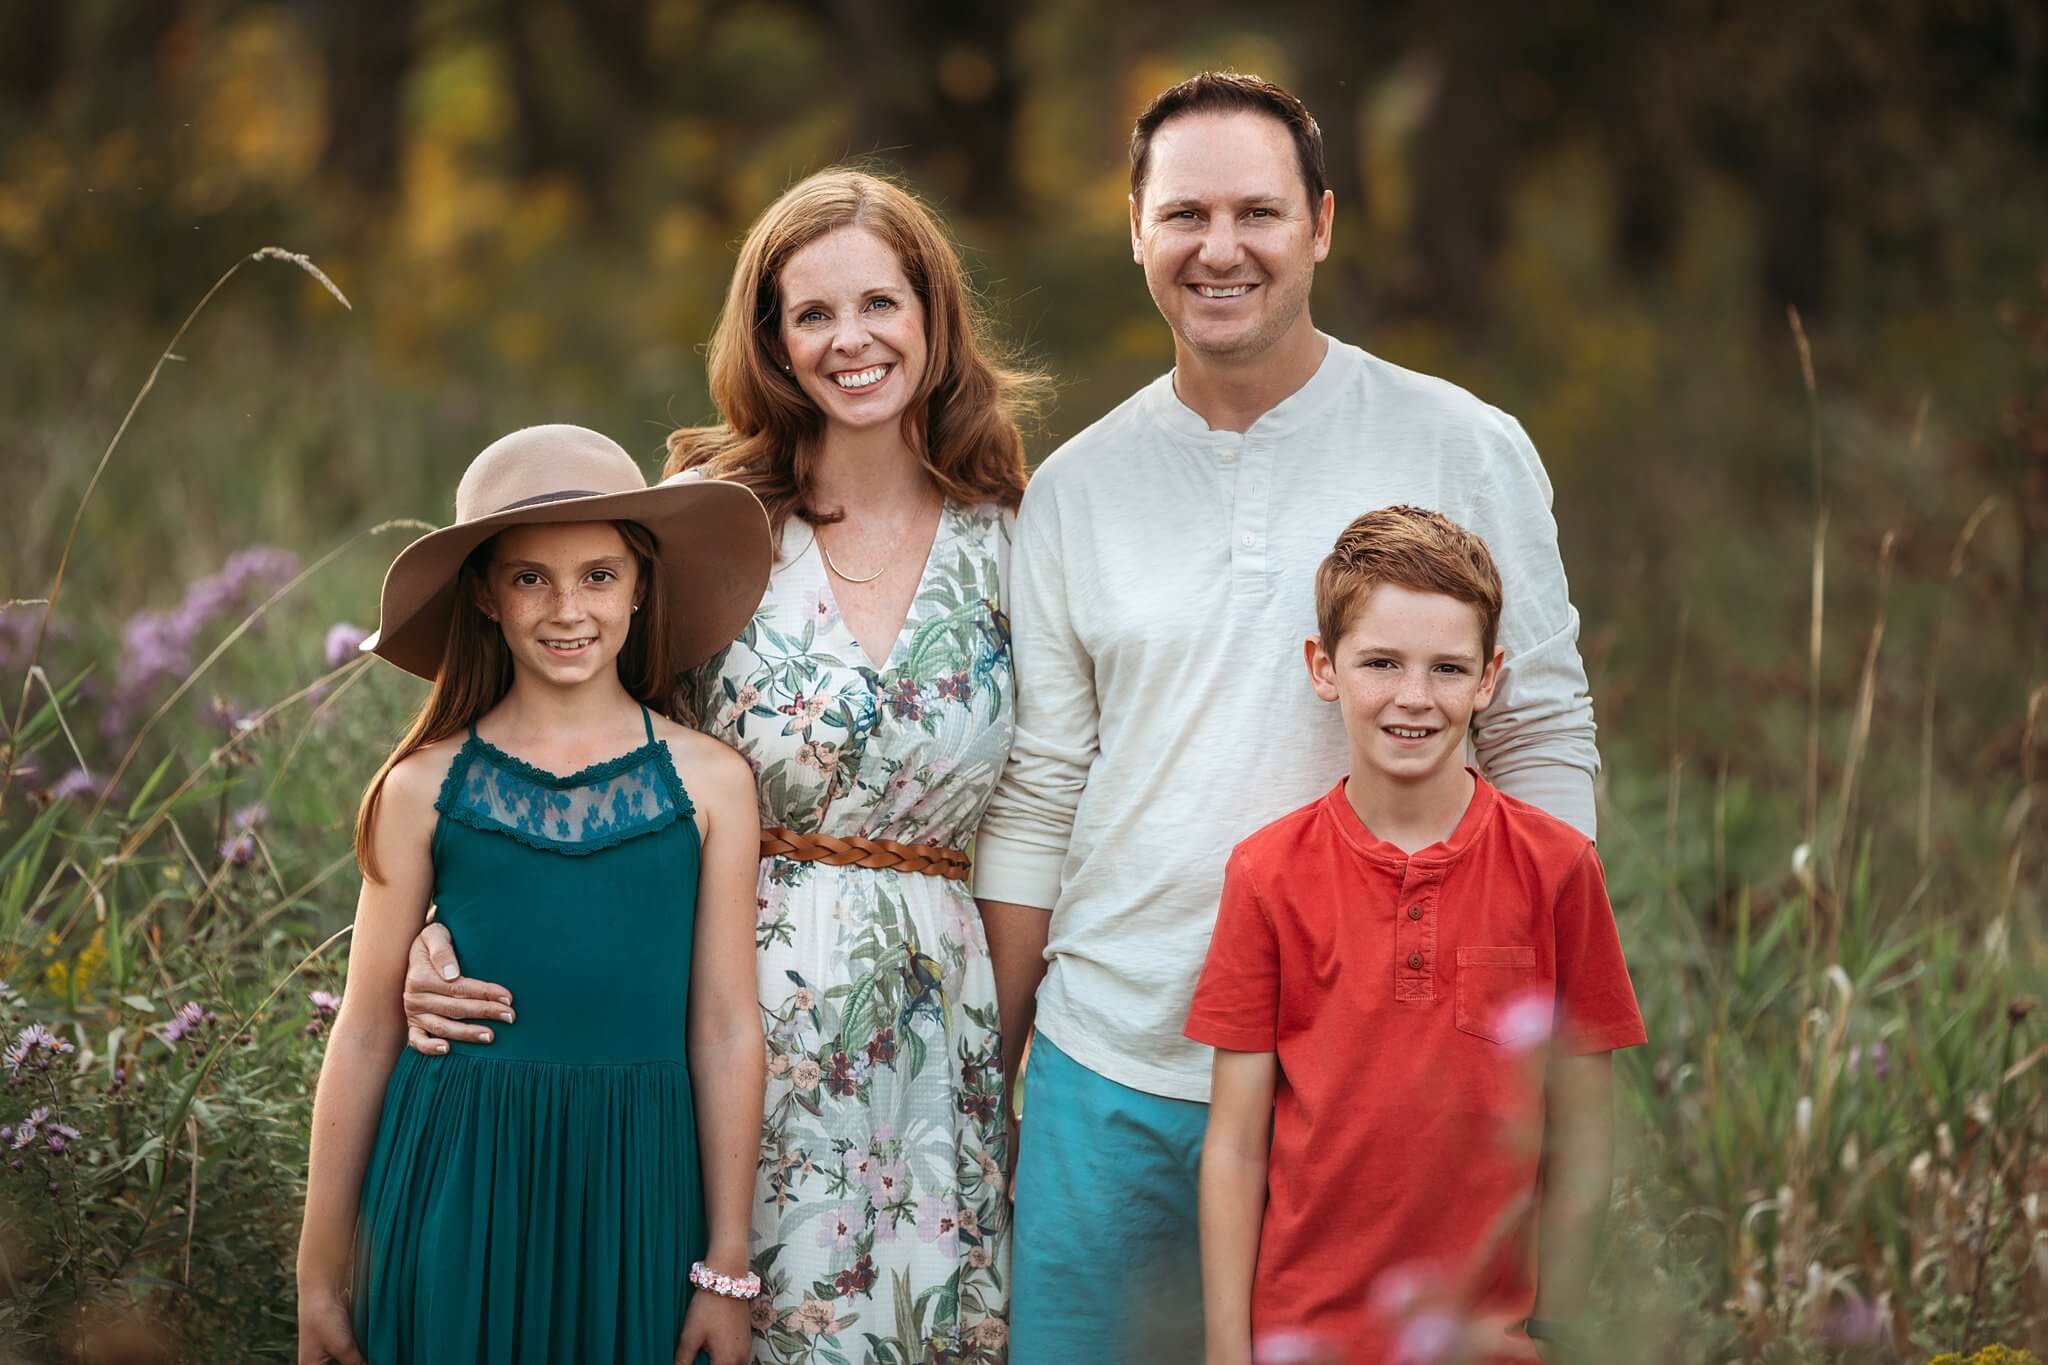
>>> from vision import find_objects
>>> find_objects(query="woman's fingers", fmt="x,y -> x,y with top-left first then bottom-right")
409,991 -> 514,1024
408,1012 -> 498,1045
406,1023 -> 450,1056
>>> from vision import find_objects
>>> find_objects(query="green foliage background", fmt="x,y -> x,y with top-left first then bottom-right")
0,1 -> 2045,1361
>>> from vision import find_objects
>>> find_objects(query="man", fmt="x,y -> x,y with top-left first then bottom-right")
975,71 -> 1601,1363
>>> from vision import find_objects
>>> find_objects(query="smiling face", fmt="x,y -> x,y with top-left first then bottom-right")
477,521 -> 642,690
1307,583 -> 1503,793
1131,110 -> 1333,363
776,225 -> 930,439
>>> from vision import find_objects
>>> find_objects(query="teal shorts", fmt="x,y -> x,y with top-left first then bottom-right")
1009,1031 -> 1210,1364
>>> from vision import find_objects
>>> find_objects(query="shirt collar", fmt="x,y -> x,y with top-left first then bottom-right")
1320,769 -> 1498,867
1142,332 -> 1351,443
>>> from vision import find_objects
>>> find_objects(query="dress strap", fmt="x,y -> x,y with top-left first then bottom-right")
639,704 -> 655,743
468,721 -> 479,740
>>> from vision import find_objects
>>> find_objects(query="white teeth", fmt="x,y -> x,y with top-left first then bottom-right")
1196,285 -> 1251,298
1386,727 -> 1432,739
543,638 -> 593,650
833,365 -> 889,389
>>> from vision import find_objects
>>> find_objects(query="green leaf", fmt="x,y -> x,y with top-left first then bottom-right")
125,750 -> 181,821
120,993 -> 157,1013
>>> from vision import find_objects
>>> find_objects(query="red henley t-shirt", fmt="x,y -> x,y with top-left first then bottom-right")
1185,774 -> 1646,1364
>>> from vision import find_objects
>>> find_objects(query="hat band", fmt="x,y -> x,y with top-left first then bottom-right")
491,488 -> 603,514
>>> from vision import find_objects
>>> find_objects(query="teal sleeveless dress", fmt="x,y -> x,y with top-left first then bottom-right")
352,708 -> 708,1364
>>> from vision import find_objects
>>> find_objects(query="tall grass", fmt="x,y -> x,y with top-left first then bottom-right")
0,253 -> 2041,1363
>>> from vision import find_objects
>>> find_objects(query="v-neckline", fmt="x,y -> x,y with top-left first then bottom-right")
814,502 -> 949,673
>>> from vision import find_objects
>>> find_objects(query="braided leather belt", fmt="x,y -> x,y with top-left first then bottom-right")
760,827 -> 972,881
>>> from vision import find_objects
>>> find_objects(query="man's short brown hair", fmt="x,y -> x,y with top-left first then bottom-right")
1315,506 -> 1504,657
1130,70 -> 1327,213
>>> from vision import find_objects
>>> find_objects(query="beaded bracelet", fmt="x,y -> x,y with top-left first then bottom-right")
690,1261 -> 763,1301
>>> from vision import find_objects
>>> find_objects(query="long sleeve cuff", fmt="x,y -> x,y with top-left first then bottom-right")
970,830 -> 1065,908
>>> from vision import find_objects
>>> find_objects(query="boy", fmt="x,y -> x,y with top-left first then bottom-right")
1186,507 -> 1645,1365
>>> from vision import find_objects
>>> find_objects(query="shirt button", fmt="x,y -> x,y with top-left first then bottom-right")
1241,533 -> 1256,547
1407,952 -> 1424,970
1408,905 -> 1424,921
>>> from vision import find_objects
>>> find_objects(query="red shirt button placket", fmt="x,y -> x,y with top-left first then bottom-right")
1395,865 -> 1434,999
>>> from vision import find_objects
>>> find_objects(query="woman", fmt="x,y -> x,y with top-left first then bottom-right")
403,170 -> 1046,1363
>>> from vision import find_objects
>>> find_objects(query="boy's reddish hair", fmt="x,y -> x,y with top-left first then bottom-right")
1315,506 -> 1503,657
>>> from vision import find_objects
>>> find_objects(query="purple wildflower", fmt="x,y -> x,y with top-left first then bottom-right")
1868,1041 -> 1891,1081
220,831 -> 257,866
310,990 -> 340,1017
116,609 -> 192,701
155,1001 -> 208,1047
46,768 -> 101,802
5,1024 -> 73,1077
10,1107 -> 49,1150
110,545 -> 302,714
222,546 -> 301,594
231,802 -> 268,831
0,608 -> 49,674
324,622 -> 368,668
1822,1292 -> 1885,1346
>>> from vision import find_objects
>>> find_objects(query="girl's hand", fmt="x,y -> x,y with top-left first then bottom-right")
297,1290 -> 365,1365
675,1289 -> 753,1365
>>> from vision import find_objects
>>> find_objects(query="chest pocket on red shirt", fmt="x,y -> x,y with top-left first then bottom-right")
1454,946 -> 1539,1043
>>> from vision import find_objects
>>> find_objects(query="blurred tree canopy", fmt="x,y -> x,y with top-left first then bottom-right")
3,0 -> 2042,326
1,0 -> 2044,772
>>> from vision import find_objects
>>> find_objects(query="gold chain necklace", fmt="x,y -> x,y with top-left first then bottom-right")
818,536 -> 886,584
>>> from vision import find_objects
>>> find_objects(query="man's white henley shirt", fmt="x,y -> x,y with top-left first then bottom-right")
972,336 -> 1600,1102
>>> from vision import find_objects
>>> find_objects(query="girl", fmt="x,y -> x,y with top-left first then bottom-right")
296,424 -> 773,1365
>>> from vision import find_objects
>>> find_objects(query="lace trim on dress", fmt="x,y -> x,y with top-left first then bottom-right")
434,734 -> 694,856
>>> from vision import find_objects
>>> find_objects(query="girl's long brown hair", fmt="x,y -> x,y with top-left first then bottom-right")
354,520 -> 676,882
665,168 -> 1050,544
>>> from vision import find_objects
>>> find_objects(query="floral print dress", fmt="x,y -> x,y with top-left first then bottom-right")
687,501 -> 1015,1364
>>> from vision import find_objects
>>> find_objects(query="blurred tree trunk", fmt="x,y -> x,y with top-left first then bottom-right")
1406,8 -> 1509,327
798,0 -> 1019,216
1295,4 -> 1391,322
308,0 -> 415,199
0,4 -> 66,120
499,0 -> 651,223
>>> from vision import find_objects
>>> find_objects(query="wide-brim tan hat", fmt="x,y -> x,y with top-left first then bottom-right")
362,424 -> 770,682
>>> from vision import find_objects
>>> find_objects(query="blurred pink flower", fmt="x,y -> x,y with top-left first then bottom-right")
1367,1262 -> 1440,1320
1495,989 -> 1556,1054
1390,1310 -> 1463,1365
1254,1328 -> 1344,1364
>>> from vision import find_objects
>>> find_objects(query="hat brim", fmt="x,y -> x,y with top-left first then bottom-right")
362,479 -> 771,682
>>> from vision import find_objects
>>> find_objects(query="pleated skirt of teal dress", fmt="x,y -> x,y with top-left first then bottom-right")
352,723 -> 709,1365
